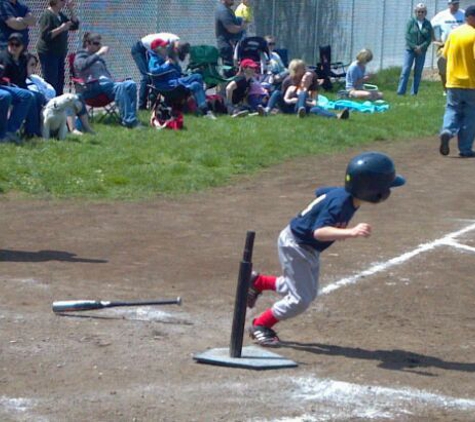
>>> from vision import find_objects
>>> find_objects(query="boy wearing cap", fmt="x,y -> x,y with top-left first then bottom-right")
431,1 -> 465,93
225,58 -> 262,117
439,4 -> 475,158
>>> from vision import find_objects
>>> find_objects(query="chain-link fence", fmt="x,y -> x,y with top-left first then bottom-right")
25,0 -> 473,83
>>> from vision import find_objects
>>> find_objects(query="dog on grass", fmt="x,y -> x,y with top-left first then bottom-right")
42,93 -> 83,140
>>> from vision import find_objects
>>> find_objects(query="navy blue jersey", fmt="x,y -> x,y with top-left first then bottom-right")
290,186 -> 358,252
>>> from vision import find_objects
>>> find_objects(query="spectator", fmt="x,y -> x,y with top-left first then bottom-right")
36,0 -> 79,96
26,53 -> 94,135
281,60 -> 349,119
431,0 -> 465,93
0,62 -> 34,144
439,5 -> 475,158
0,0 -> 36,50
225,58 -> 263,117
397,3 -> 434,96
130,32 -> 183,110
74,32 -> 141,129
0,33 -> 42,138
148,40 -> 216,120
264,35 -> 286,78
215,0 -> 246,76
235,0 -> 253,39
345,49 -> 383,100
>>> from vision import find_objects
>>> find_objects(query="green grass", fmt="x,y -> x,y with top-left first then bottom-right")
0,70 -> 445,200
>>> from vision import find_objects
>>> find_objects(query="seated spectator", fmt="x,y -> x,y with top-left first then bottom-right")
345,49 -> 383,100
26,53 -> 94,135
225,58 -> 265,117
0,62 -> 34,144
264,35 -> 288,84
74,32 -> 141,129
131,32 -> 184,110
286,69 -> 349,119
0,32 -> 43,138
148,40 -> 216,119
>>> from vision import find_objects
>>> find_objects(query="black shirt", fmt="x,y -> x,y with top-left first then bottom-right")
0,50 -> 28,88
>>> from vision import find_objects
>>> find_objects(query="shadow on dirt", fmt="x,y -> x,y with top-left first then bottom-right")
279,341 -> 475,375
0,249 -> 108,263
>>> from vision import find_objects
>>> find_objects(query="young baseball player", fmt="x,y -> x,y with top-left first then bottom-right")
248,151 -> 406,347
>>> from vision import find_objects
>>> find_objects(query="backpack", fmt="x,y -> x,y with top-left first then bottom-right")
150,100 -> 184,130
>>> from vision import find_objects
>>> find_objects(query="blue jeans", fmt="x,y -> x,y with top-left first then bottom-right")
308,106 -> 337,118
441,88 -> 475,155
267,90 -> 293,113
177,74 -> 207,110
397,49 -> 426,95
39,53 -> 66,95
131,41 -> 149,109
83,78 -> 138,127
0,85 -> 34,138
25,90 -> 45,137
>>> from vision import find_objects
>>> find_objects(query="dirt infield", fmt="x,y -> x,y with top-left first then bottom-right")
1,137 -> 474,421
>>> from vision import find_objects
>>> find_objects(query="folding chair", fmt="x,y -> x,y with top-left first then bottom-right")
67,53 -> 120,123
315,45 -> 349,91
187,45 -> 235,90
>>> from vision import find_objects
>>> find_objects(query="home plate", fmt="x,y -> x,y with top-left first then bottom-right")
194,346 -> 298,370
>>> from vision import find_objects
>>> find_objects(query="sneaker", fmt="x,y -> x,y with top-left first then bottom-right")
249,325 -> 281,347
4,132 -> 23,145
459,151 -> 475,158
204,111 -> 217,120
247,271 -> 261,309
71,129 -> 84,136
298,107 -> 306,118
439,131 -> 451,156
257,105 -> 268,117
232,109 -> 249,118
337,108 -> 350,120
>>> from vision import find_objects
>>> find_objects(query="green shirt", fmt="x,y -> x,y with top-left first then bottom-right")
404,18 -> 433,52
36,9 -> 79,57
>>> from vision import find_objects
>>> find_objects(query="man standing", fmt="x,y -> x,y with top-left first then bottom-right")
431,0 -> 465,93
215,0 -> 246,76
439,5 -> 475,158
0,0 -> 36,50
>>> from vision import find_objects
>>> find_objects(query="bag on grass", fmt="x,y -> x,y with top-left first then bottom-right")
150,101 -> 184,130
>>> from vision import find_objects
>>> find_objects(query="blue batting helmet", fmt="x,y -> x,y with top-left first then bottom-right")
345,152 -> 405,203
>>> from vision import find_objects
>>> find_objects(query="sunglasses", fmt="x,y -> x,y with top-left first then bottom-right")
268,42 -> 276,46
91,41 -> 102,46
8,42 -> 21,47
417,10 -> 427,13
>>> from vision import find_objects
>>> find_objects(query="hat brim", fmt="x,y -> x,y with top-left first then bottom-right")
391,175 -> 406,188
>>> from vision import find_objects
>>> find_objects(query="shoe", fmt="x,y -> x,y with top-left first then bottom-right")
232,110 -> 249,118
247,271 -> 261,309
337,108 -> 350,120
459,151 -> 475,158
439,131 -> 451,156
298,107 -> 306,118
204,111 -> 217,120
249,325 -> 281,347
71,129 -> 84,136
257,105 -> 268,117
4,132 -> 23,145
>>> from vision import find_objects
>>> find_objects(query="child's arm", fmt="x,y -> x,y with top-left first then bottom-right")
314,223 -> 371,241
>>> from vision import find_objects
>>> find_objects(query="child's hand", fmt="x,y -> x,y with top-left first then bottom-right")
351,223 -> 372,238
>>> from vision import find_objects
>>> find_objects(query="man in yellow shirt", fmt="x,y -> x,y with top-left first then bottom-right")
439,5 -> 475,158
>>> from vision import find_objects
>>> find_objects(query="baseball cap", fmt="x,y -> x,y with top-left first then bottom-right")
466,5 -> 475,16
240,58 -> 259,69
8,33 -> 24,44
448,0 -> 460,4
150,38 -> 168,50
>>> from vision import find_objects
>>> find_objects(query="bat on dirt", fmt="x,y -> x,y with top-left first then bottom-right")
52,297 -> 182,313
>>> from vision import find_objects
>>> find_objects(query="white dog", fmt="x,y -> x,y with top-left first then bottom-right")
42,93 -> 83,140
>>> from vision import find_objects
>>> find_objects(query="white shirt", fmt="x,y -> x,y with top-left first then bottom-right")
431,8 -> 465,42
141,33 -> 180,51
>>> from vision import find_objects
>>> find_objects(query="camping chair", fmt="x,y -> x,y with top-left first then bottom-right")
315,45 -> 348,91
234,36 -> 270,75
67,53 -> 120,123
187,45 -> 235,90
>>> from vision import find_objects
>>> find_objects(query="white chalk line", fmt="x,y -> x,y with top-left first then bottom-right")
271,377 -> 475,422
321,222 -> 475,295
